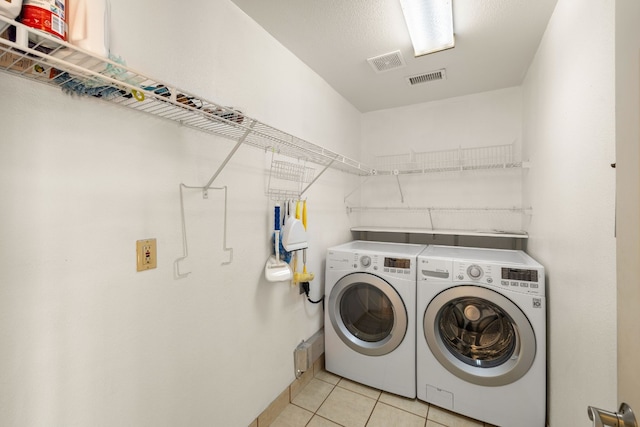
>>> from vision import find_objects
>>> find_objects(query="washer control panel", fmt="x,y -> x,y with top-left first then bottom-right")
455,262 -> 494,283
453,261 -> 543,295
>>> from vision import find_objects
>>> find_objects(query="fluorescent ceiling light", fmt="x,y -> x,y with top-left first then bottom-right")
399,0 -> 455,57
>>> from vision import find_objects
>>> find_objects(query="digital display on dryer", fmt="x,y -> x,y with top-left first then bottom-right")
384,257 -> 411,269
501,268 -> 538,282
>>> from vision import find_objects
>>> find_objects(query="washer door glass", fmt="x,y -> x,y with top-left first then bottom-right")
329,272 -> 407,356
439,296 -> 516,368
424,286 -> 536,386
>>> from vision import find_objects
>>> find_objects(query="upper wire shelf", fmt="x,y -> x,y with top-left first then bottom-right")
370,144 -> 523,175
0,16 -> 373,177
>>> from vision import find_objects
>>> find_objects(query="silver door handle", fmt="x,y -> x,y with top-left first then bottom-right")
588,403 -> 637,427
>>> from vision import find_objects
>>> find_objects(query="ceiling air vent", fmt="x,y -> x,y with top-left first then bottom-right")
367,50 -> 406,73
406,69 -> 447,86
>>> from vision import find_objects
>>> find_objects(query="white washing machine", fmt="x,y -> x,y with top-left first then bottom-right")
417,245 -> 545,427
325,240 -> 425,398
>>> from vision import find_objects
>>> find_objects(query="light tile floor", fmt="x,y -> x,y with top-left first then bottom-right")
270,370 -> 496,427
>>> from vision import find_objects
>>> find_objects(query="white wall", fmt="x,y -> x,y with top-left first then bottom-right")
0,1 -> 360,426
359,88 -> 525,234
522,1 -> 617,426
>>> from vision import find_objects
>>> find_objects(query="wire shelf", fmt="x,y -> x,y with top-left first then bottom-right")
371,144 -> 522,175
0,16 -> 373,177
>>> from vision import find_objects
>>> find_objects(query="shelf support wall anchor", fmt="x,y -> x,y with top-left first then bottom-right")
202,122 -> 255,198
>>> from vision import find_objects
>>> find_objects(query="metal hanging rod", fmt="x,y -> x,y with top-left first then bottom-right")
175,184 -> 233,279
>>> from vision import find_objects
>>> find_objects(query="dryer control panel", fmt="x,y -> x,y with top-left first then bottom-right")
381,256 -> 414,278
327,250 -> 415,278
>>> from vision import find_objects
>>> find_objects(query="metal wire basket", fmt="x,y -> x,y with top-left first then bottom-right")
267,159 -> 315,201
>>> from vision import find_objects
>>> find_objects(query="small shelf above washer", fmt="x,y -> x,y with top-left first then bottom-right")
347,206 -> 531,238
350,226 -> 529,239
351,226 -> 529,250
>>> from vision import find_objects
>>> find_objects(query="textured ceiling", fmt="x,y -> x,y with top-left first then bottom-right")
230,0 -> 558,112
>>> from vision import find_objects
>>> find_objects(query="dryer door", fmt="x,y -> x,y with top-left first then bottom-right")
423,286 -> 536,386
328,272 -> 407,356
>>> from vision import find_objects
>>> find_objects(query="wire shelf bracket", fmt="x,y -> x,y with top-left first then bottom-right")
203,124 -> 254,199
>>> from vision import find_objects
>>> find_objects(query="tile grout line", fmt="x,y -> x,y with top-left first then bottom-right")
254,356 -> 492,427
290,378 -> 338,426
311,375 -> 435,427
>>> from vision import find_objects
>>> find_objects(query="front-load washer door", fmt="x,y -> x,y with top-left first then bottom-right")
329,272 -> 408,356
423,285 -> 536,386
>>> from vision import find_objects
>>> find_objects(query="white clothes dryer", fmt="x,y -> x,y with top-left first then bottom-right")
417,245 -> 545,427
325,240 -> 425,398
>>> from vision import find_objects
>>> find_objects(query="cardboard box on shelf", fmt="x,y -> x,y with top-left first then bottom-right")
0,50 -> 58,81
1,25 -> 33,72
0,24 -> 56,79
0,51 -> 33,72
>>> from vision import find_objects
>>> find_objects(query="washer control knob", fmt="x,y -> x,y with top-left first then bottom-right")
360,256 -> 372,268
467,265 -> 483,279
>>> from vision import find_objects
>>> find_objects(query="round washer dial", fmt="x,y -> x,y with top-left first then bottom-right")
467,265 -> 483,279
360,255 -> 372,268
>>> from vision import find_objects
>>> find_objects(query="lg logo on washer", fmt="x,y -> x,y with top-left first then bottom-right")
420,257 -> 452,281
325,251 -> 351,270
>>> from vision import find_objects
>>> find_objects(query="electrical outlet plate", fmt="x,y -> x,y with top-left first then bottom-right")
136,238 -> 157,271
